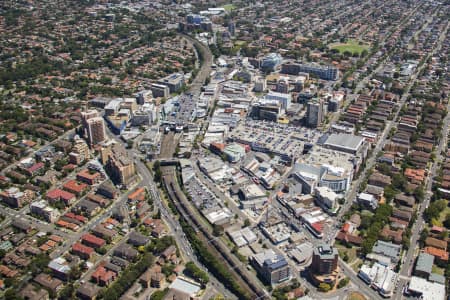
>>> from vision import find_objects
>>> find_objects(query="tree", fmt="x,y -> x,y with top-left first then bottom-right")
185,261 -> 209,285
243,218 -> 251,228
318,283 -> 331,292
213,224 -> 223,236
443,213 -> 450,230
424,200 -> 446,222
337,277 -> 349,288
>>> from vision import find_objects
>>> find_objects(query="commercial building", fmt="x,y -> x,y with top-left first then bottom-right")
406,276 -> 446,300
293,163 -> 352,194
223,143 -> 246,163
314,186 -> 339,215
358,263 -> 397,298
251,249 -> 291,285
100,142 -> 136,186
281,62 -> 338,80
30,200 -> 60,223
323,133 -> 367,156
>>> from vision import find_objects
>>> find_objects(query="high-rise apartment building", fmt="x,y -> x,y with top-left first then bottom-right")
306,99 -> 325,128
100,142 -> 136,186
86,117 -> 106,146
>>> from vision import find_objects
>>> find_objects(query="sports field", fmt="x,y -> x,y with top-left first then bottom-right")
330,40 -> 369,55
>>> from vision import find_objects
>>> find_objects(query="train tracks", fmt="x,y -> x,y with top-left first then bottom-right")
161,165 -> 269,300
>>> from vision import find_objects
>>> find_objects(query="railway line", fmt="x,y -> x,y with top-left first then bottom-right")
161,165 -> 269,300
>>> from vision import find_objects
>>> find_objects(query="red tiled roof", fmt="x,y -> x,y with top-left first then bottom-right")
47,189 -> 75,201
128,187 -> 145,201
82,233 -> 106,247
27,162 -> 45,173
424,247 -> 449,261
311,222 -> 323,233
72,242 -> 94,255
63,180 -> 88,194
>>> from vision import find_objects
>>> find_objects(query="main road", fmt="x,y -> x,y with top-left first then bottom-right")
393,22 -> 450,299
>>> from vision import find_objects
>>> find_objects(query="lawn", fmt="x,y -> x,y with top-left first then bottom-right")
223,4 -> 236,12
432,265 -> 445,275
347,292 -> 367,300
335,242 -> 358,263
234,40 -> 246,46
330,40 -> 369,55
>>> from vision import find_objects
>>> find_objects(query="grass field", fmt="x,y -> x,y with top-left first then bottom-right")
330,40 -> 369,55
223,4 -> 236,12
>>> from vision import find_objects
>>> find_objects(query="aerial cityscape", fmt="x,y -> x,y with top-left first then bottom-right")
0,0 -> 448,299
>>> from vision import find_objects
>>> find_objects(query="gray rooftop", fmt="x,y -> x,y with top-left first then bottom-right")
415,252 -> 434,275
314,244 -> 338,260
372,240 -> 401,260
324,133 -> 364,151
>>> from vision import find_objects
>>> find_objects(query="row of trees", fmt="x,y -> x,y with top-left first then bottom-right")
361,204 -> 393,255
179,218 -> 251,300
99,252 -> 154,300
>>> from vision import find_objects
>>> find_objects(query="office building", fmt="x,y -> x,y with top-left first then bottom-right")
100,142 -> 136,186
310,244 -> 339,287
276,78 -> 289,93
253,77 -> 267,92
135,90 -> 152,105
157,73 -> 185,93
358,263 -> 397,298
228,21 -> 235,36
265,91 -> 291,110
261,53 -> 282,72
306,99 -> 325,128
104,98 -> 123,116
151,83 -> 170,98
251,249 -> 291,285
250,100 -> 282,122
311,244 -> 338,275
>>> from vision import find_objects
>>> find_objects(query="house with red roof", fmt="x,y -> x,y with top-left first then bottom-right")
423,247 -> 449,264
24,162 -> 45,176
91,265 -> 117,286
63,180 -> 88,196
46,189 -> 76,206
81,233 -> 106,249
128,187 -> 146,202
76,169 -> 101,185
71,242 -> 94,260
